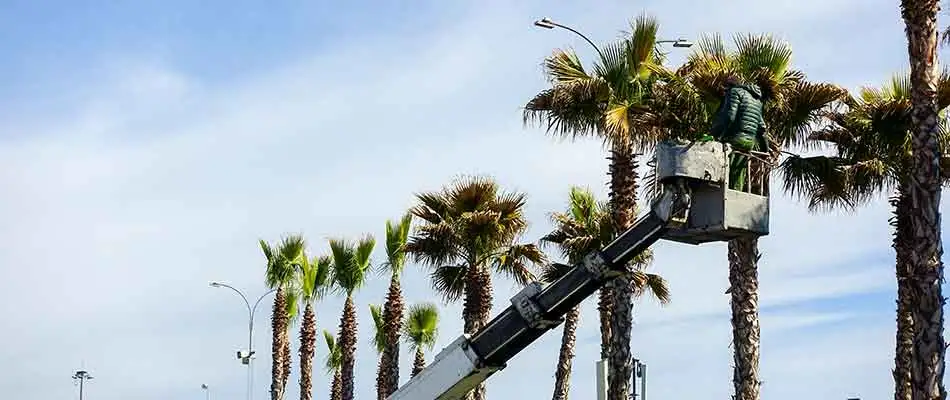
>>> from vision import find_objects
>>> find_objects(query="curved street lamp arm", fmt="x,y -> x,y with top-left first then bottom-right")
250,288 -> 278,320
537,18 -> 606,63
212,282 -> 253,317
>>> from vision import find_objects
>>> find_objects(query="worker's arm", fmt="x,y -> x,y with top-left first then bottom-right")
709,87 -> 741,140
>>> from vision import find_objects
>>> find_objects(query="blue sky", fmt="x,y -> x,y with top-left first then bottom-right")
0,1 -> 945,399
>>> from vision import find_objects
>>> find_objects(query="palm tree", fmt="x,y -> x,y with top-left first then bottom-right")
322,330 -> 343,400
639,34 -> 844,400
404,175 -> 545,400
523,14 -> 668,399
900,1 -> 948,398
403,303 -> 440,377
369,303 -> 388,400
262,235 -> 307,400
779,73 -> 950,400
378,213 -> 413,398
329,235 -> 375,400
540,186 -> 670,400
298,254 -> 332,400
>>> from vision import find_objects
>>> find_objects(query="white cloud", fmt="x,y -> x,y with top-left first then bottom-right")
0,0 -> 942,399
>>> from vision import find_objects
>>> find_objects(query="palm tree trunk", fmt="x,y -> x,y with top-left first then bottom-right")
728,236 -> 761,400
338,296 -> 358,400
598,288 -> 612,360
331,371 -> 342,400
462,263 -> 493,400
271,288 -> 287,400
282,331 -> 292,399
552,306 -> 580,400
607,143 -> 639,400
376,354 -> 387,400
412,348 -> 426,377
382,276 -> 405,397
900,1 -> 947,399
299,303 -> 316,400
893,190 -> 914,400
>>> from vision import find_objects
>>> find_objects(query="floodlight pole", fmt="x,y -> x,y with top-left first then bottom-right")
72,370 -> 93,400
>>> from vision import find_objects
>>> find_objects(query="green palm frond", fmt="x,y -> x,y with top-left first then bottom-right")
403,303 -> 440,351
301,254 -> 332,303
732,33 -> 792,85
382,212 -> 414,276
262,234 -> 307,290
322,330 -> 341,372
369,304 -> 387,354
623,13 -> 660,79
328,235 -> 376,295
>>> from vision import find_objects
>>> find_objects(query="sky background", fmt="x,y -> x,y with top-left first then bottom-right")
0,1 -> 945,399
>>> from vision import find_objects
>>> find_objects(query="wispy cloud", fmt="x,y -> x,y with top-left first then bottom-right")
0,1 -> 941,400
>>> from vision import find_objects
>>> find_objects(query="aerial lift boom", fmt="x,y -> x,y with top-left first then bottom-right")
388,141 -> 771,400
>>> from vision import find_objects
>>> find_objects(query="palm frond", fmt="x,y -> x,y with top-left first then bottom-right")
491,243 -> 544,286
322,330 -> 341,372
369,304 -> 387,354
631,270 -> 671,304
329,236 -> 375,295
430,265 -> 467,303
540,262 -> 576,284
382,212 -> 414,276
403,303 -> 440,351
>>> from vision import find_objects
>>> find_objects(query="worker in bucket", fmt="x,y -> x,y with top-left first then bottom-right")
698,76 -> 772,191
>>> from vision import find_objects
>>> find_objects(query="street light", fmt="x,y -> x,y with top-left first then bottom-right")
656,38 -> 693,48
72,369 -> 93,400
532,17 -> 605,61
201,383 -> 211,400
210,281 -> 276,400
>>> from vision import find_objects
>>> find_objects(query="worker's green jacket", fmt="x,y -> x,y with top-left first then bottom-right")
709,84 -> 768,151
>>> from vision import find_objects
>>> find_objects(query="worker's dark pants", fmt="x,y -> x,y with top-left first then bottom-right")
728,138 -> 757,191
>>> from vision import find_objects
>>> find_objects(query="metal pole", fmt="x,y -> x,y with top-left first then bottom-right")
631,358 -> 638,400
640,363 -> 647,400
79,377 -> 84,400
210,282 -> 275,400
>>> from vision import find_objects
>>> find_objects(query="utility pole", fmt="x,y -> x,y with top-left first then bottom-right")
72,369 -> 93,400
630,358 -> 647,400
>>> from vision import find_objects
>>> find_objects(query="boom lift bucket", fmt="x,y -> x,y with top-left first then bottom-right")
651,140 -> 770,245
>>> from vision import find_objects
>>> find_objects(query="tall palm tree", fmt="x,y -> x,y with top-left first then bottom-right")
403,175 -> 545,400
403,303 -> 440,377
322,330 -> 343,400
262,235 -> 307,400
900,1 -> 947,398
329,235 -> 376,400
378,213 -> 413,398
540,186 -> 669,400
780,73 -> 950,400
523,14 -> 667,399
298,254 -> 332,400
639,34 -> 844,400
369,303 -> 388,400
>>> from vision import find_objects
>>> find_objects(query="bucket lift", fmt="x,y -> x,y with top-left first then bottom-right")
388,140 -> 772,400
651,140 -> 771,244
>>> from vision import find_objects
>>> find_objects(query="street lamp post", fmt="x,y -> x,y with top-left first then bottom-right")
202,383 -> 211,400
72,369 -> 93,400
210,282 -> 276,400
532,17 -> 692,59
